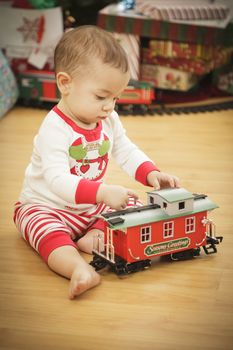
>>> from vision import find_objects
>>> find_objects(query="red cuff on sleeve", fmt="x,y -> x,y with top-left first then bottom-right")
75,179 -> 102,204
135,161 -> 160,186
38,231 -> 77,263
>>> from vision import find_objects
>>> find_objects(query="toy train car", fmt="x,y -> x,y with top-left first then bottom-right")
17,69 -> 155,108
17,70 -> 60,103
90,188 -> 223,275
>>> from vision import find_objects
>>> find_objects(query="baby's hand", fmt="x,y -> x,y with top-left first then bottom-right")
97,184 -> 138,210
147,171 -> 180,190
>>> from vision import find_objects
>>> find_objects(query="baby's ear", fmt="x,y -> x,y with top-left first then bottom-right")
56,72 -> 71,95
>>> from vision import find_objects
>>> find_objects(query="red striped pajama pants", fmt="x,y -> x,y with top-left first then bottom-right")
13,198 -> 141,262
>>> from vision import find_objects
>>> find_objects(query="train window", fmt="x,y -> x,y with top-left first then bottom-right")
179,201 -> 185,210
185,217 -> 196,233
140,226 -> 151,243
163,221 -> 174,238
149,196 -> 154,204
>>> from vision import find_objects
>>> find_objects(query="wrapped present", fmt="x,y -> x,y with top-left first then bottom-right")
213,46 -> 233,68
97,3 -> 233,45
0,49 -> 18,118
0,6 -> 63,69
216,70 -> 233,94
142,50 -> 213,75
142,46 -> 233,75
112,32 -> 140,80
135,0 -> 230,21
149,39 -> 217,60
140,63 -> 198,91
5,56 -> 54,75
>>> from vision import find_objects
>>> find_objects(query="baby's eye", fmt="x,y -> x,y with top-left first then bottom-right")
95,95 -> 106,100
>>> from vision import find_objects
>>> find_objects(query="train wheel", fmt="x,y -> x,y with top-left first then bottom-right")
113,259 -> 152,275
170,249 -> 200,261
126,260 -> 151,273
90,255 -> 108,271
114,263 -> 127,275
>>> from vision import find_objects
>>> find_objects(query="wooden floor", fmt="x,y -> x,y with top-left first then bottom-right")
0,106 -> 233,350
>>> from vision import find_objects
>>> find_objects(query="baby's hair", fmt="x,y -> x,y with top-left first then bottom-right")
54,25 -> 129,76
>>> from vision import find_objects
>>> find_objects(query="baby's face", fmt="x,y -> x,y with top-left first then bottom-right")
63,60 -> 130,128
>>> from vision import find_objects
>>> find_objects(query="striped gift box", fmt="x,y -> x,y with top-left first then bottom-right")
97,4 -> 233,45
135,0 -> 230,21
112,32 -> 140,80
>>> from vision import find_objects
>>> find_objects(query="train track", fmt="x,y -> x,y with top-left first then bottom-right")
18,97 -> 233,116
117,98 -> 233,116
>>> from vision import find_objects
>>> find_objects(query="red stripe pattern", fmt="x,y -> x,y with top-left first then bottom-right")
13,202 -> 106,261
14,197 -> 143,262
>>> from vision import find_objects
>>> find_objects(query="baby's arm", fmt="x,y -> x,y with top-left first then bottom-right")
147,170 -> 180,190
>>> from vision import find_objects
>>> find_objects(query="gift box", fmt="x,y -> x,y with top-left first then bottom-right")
135,0 -> 230,21
140,64 -> 198,91
142,46 -> 233,75
0,6 -> 63,70
142,50 -> 213,75
216,70 -> 233,94
97,3 -> 233,45
0,49 -> 18,118
149,39 -> 217,60
112,32 -> 140,80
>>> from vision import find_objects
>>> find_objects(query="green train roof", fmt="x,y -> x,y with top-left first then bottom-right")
147,188 -> 194,202
101,196 -> 218,230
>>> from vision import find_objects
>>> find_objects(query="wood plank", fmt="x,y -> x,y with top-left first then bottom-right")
0,106 -> 232,350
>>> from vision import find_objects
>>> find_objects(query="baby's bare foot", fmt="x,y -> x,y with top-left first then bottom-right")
69,263 -> 101,299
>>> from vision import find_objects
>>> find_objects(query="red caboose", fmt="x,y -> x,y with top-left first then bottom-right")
91,188 -> 223,274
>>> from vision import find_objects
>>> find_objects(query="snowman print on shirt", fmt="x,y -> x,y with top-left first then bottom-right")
69,131 -> 110,180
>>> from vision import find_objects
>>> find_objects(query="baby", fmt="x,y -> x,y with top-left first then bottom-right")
14,26 -> 179,299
